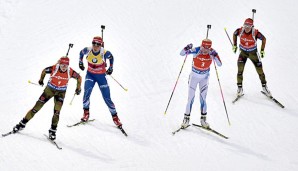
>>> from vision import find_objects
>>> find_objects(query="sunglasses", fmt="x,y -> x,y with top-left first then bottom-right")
201,46 -> 211,50
243,24 -> 253,29
92,42 -> 102,46
60,64 -> 69,68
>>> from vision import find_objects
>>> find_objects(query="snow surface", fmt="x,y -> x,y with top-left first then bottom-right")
1,0 -> 298,170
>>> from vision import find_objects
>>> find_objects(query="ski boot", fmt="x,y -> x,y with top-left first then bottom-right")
112,114 -> 122,127
81,109 -> 90,122
13,121 -> 26,133
237,86 -> 243,96
262,84 -> 272,96
49,128 -> 57,141
200,113 -> 210,128
181,114 -> 190,128
12,119 -> 28,133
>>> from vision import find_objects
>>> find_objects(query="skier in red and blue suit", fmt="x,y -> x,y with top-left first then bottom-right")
78,36 -> 122,127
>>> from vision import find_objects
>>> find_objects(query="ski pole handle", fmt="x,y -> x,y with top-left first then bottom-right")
28,80 -> 43,87
66,43 -> 74,57
252,9 -> 256,20
101,25 -> 105,47
206,25 -> 211,39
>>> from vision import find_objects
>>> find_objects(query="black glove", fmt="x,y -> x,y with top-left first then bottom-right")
79,61 -> 85,71
75,88 -> 81,95
184,43 -> 193,51
38,80 -> 44,86
260,50 -> 265,58
106,67 -> 113,75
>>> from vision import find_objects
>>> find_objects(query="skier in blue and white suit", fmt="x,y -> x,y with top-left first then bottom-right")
180,39 -> 222,129
78,36 -> 122,127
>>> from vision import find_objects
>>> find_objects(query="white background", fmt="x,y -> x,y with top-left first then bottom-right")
1,0 -> 298,170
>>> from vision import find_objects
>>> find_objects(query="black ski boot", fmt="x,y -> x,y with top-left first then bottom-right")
13,119 -> 27,133
49,128 -> 57,141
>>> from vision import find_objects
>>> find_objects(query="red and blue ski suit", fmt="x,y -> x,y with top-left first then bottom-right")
79,47 -> 117,115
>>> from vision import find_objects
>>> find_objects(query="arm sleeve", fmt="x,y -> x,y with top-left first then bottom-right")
104,51 -> 114,67
233,28 -> 240,45
256,31 -> 266,51
44,66 -> 53,74
180,47 -> 198,56
40,66 -> 52,81
79,47 -> 90,62
210,50 -> 222,67
70,68 -> 82,89
71,69 -> 80,79
256,31 -> 265,40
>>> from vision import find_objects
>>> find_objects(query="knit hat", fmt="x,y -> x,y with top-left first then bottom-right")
92,36 -> 103,43
201,39 -> 212,49
59,57 -> 69,65
244,18 -> 254,26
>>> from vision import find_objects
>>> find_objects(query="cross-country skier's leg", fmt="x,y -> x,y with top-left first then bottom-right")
81,73 -> 96,121
249,52 -> 271,96
13,87 -> 54,133
199,73 -> 210,128
182,72 -> 200,128
237,53 -> 248,96
48,92 -> 65,140
97,74 -> 122,127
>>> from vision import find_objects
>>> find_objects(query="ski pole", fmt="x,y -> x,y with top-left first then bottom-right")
164,53 -> 188,115
251,9 -> 262,62
66,43 -> 73,57
213,61 -> 231,126
256,51 -> 262,62
207,24 -> 231,125
69,93 -> 76,105
101,25 -> 105,47
28,80 -> 42,87
109,75 -> 128,91
100,25 -> 127,91
206,25 -> 211,39
252,9 -> 256,20
224,28 -> 233,46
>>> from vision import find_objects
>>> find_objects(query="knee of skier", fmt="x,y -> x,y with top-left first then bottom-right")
256,61 -> 262,67
237,57 -> 244,63
54,109 -> 60,116
38,95 -> 49,104
55,96 -> 64,103
99,84 -> 109,89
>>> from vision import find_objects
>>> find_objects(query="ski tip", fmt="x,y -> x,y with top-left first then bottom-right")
28,80 -> 31,83
224,27 -> 227,30
124,88 -> 128,91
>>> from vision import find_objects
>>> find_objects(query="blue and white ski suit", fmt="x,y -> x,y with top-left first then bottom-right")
180,46 -> 222,115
